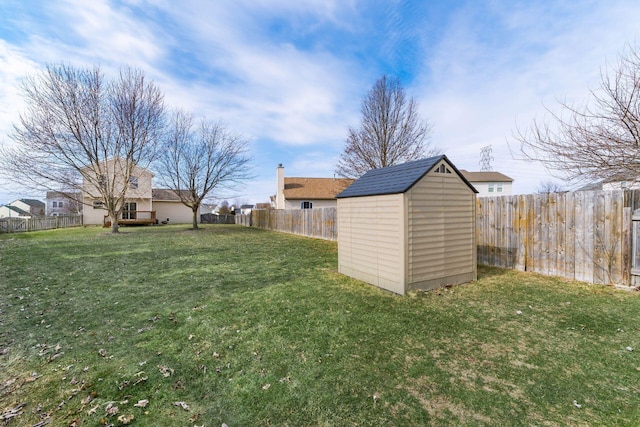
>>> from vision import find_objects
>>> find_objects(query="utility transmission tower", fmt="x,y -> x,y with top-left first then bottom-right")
479,145 -> 493,171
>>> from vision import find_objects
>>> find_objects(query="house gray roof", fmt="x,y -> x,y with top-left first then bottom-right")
5,205 -> 32,216
19,199 -> 45,209
458,170 -> 513,183
152,188 -> 188,201
336,155 -> 477,198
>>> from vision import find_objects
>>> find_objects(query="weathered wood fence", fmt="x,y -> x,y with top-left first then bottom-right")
476,190 -> 640,286
248,208 -> 338,241
243,191 -> 640,287
0,214 -> 83,234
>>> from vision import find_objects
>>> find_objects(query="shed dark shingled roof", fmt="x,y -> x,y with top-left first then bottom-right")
336,155 -> 477,198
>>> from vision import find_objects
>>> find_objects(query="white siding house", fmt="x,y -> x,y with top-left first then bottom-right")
459,170 -> 513,196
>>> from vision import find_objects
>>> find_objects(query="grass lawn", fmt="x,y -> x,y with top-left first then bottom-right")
1,225 -> 639,426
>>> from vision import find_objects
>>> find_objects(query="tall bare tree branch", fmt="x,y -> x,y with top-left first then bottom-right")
156,110 -> 253,229
514,44 -> 640,184
336,75 -> 438,178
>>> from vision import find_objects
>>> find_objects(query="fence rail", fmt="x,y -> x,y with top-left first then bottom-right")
239,191 -> 640,287
476,190 -> 639,286
0,214 -> 83,234
249,208 -> 337,241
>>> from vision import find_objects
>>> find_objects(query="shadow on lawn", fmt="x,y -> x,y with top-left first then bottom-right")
477,264 -> 514,280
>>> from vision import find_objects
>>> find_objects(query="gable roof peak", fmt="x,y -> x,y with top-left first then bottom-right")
336,155 -> 477,198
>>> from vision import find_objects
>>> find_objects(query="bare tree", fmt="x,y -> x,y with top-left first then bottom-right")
536,180 -> 565,194
0,64 -> 165,232
156,110 -> 252,230
515,44 -> 640,184
336,75 -> 438,178
217,200 -> 231,215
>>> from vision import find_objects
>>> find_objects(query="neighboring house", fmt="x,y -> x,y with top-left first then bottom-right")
274,163 -> 354,209
459,170 -> 513,196
578,173 -> 640,192
46,191 -> 82,216
151,188 -> 198,224
0,199 -> 45,218
0,204 -> 32,219
239,204 -> 254,215
200,203 -> 217,214
81,158 -> 197,226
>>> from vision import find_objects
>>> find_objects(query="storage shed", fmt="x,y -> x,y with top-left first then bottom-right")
336,155 -> 478,295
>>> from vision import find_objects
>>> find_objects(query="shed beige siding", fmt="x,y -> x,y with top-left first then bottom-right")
338,194 -> 405,294
406,163 -> 477,289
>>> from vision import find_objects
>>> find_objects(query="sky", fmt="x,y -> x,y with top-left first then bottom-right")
1,0 -> 639,205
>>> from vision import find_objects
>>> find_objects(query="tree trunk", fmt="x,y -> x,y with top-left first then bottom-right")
109,212 -> 119,233
192,206 -> 199,230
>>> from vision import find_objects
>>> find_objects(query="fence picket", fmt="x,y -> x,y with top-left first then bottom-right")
0,214 -> 83,234
476,190 -> 638,286
247,208 -> 338,241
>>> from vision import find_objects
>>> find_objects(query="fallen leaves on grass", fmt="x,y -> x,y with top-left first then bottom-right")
117,414 -> 134,424
157,365 -> 174,377
173,401 -> 190,411
262,383 -> 271,390
1,403 -> 25,424
134,399 -> 149,408
105,402 -> 119,416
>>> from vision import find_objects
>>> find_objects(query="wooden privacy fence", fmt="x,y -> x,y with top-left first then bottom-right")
249,208 -> 338,241
476,190 -> 640,286
0,214 -> 83,234
235,214 -> 251,226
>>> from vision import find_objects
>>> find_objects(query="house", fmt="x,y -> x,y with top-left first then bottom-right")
577,173 -> 640,192
239,204 -> 254,215
46,191 -> 82,216
336,155 -> 478,295
0,199 -> 45,218
81,158 -> 198,226
0,204 -> 32,219
200,203 -> 217,214
459,170 -> 513,196
274,163 -> 354,209
149,188 -> 193,224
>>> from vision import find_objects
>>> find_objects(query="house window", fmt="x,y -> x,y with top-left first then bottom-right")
488,183 -> 494,193
93,200 -> 104,209
129,176 -> 138,189
58,201 -> 64,208
52,201 -> 58,208
122,202 -> 137,220
301,201 -> 313,209
497,183 -> 503,193
98,175 -> 107,187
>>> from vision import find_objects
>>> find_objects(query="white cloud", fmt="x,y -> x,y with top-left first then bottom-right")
416,0 -> 640,194
0,41 -> 38,139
